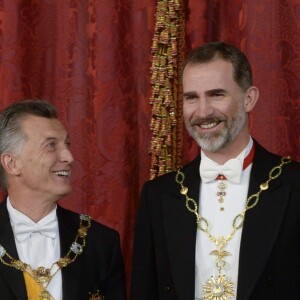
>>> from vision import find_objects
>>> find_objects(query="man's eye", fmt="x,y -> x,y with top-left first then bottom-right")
48,142 -> 56,148
184,95 -> 197,102
211,93 -> 224,99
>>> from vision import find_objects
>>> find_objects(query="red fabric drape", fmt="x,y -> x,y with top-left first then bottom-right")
0,0 -> 299,292
0,0 -> 155,285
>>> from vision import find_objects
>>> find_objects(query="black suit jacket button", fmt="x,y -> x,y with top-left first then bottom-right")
164,285 -> 171,292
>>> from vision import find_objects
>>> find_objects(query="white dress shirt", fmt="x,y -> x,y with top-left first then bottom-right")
195,138 -> 253,300
7,198 -> 62,300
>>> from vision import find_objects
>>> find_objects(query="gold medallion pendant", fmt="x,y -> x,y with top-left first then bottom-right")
89,290 -> 105,300
39,290 -> 51,300
33,266 -> 51,284
175,157 -> 291,300
203,274 -> 234,300
0,214 -> 92,300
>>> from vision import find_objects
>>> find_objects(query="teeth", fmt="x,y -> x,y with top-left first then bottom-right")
201,122 -> 217,129
53,171 -> 70,177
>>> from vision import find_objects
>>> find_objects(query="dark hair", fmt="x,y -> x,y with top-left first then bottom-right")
0,99 -> 58,190
183,42 -> 252,91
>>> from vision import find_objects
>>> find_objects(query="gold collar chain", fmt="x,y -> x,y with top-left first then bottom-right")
0,214 -> 91,300
175,157 -> 291,300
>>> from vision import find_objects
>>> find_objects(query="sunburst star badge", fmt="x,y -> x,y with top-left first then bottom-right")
203,274 -> 234,300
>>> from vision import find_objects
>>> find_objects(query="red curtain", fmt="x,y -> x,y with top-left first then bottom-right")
0,0 -> 299,291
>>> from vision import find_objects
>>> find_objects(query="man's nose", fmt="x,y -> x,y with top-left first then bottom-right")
60,147 -> 74,164
194,99 -> 214,119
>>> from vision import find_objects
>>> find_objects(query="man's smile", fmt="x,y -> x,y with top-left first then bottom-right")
52,170 -> 71,177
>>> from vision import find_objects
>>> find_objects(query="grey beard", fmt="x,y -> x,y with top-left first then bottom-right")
185,111 -> 246,153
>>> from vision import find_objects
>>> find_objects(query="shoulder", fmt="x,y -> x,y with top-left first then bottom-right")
57,205 -> 120,244
254,141 -> 300,183
136,156 -> 201,215
143,155 -> 200,192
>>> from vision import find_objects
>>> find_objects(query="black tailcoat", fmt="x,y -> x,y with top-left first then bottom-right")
131,143 -> 300,300
0,203 -> 126,300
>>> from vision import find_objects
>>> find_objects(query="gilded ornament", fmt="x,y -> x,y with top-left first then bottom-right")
180,187 -> 188,195
33,266 -> 51,284
203,275 -> 234,300
89,291 -> 104,300
260,182 -> 268,190
57,257 -> 70,268
0,215 -> 91,298
11,260 -> 26,271
210,250 -> 231,259
175,157 -> 290,299
78,227 -> 88,237
149,0 -> 185,179
39,290 -> 51,300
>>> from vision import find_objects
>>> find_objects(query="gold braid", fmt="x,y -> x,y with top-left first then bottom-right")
175,156 -> 291,300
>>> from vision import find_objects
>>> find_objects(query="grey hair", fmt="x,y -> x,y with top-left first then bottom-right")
182,41 -> 253,92
0,99 -> 58,190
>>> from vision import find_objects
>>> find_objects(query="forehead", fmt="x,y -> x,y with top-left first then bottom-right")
182,59 -> 236,90
21,115 -> 67,140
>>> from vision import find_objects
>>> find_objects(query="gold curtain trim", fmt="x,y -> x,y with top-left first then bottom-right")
149,0 -> 185,179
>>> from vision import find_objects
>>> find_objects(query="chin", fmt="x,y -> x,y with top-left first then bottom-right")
57,187 -> 73,197
191,130 -> 224,151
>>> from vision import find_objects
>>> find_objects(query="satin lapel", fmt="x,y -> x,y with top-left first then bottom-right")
162,156 -> 200,300
57,206 -> 83,300
237,144 -> 290,299
0,200 -> 28,299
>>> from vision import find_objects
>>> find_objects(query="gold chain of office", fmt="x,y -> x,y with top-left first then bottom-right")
175,156 -> 291,300
0,214 -> 91,300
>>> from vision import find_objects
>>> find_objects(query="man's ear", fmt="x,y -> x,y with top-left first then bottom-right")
0,153 -> 20,176
244,86 -> 259,112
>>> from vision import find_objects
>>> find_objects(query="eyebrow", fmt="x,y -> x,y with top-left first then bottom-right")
41,134 -> 70,145
183,91 -> 198,98
206,88 -> 227,96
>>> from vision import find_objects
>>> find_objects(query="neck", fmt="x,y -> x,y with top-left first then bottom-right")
8,195 -> 57,223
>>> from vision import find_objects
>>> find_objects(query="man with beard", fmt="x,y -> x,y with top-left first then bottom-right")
131,42 -> 300,300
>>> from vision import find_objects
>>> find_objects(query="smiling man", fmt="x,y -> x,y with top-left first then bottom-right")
131,42 -> 300,300
182,58 -> 256,160
0,99 -> 126,300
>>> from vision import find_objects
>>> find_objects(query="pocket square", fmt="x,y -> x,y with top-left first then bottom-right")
89,290 -> 104,300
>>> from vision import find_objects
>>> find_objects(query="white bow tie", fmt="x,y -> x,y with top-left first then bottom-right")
200,157 -> 243,184
14,218 -> 57,242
